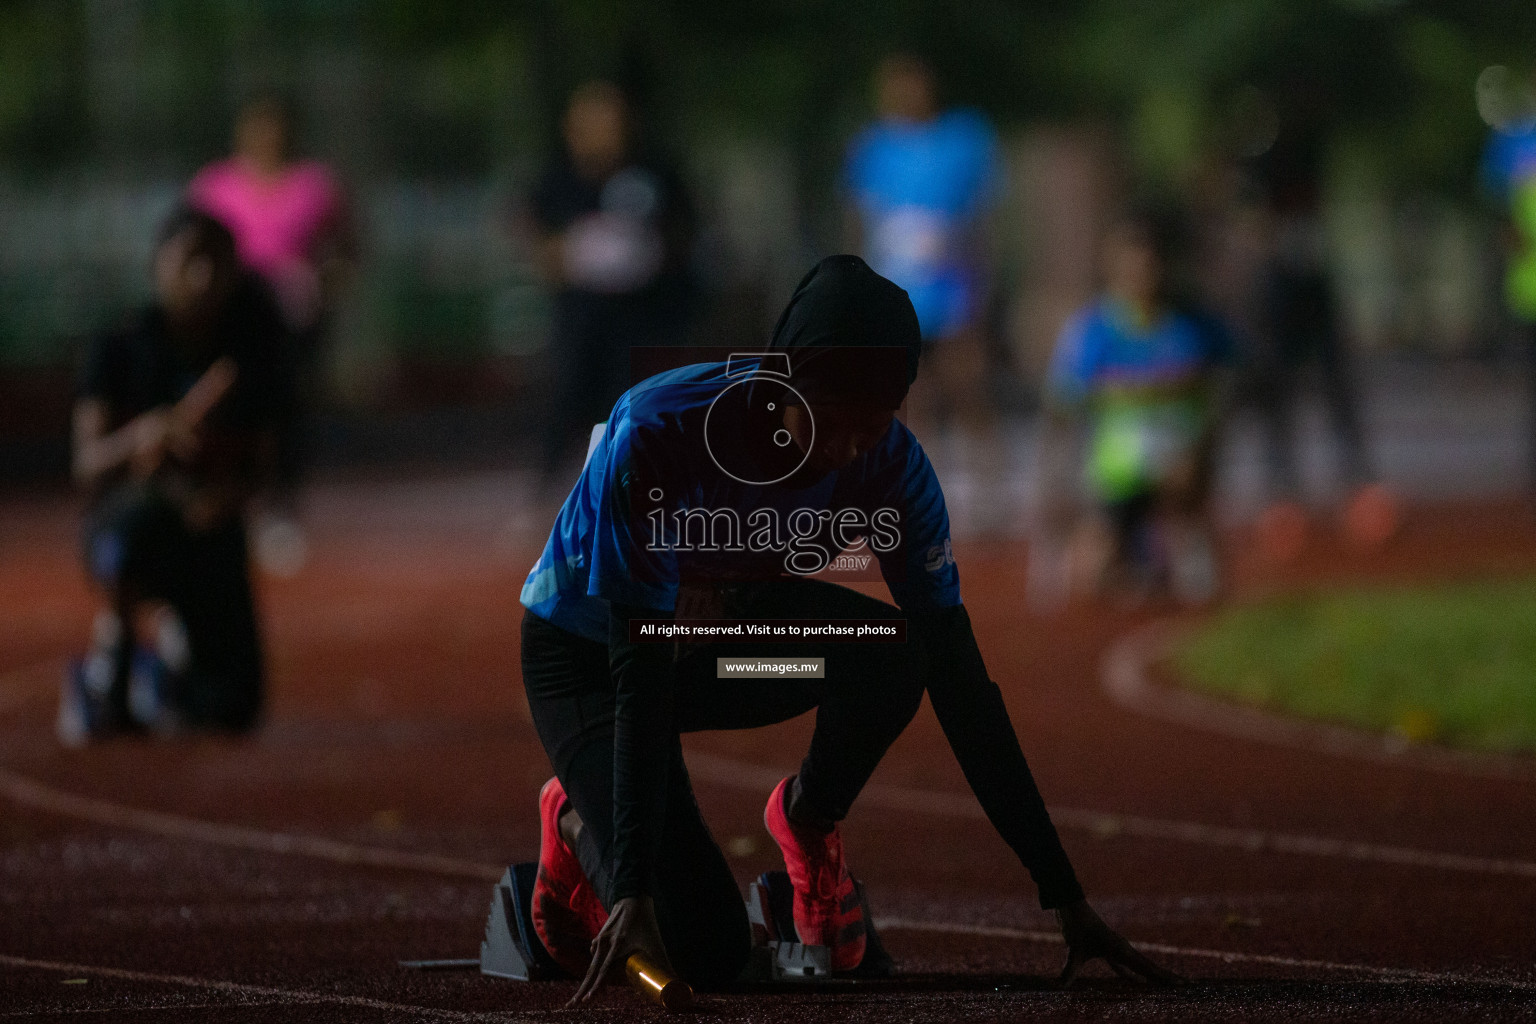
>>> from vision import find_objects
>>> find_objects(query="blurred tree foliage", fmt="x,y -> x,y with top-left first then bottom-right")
0,0 -> 1531,189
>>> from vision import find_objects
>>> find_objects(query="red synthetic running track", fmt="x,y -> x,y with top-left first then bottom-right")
1,482 -> 1535,1022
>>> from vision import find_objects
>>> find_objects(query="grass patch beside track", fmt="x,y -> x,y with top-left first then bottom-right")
1173,578 -> 1536,753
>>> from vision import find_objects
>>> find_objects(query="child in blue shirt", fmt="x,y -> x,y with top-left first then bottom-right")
1044,207 -> 1232,602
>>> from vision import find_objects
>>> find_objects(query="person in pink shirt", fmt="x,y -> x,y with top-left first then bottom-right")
188,95 -> 354,563
190,94 -> 350,333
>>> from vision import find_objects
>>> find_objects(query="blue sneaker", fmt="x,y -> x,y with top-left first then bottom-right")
57,647 -> 180,746
126,648 -> 183,736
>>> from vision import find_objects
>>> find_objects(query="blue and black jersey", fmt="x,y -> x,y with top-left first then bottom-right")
522,356 -> 961,638
519,256 -> 1084,914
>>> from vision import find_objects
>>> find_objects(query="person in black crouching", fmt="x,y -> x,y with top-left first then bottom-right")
60,208 -> 286,745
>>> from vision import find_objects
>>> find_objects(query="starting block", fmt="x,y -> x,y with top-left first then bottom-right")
404,862 -> 896,987
741,870 -> 896,982
744,871 -> 831,980
479,862 -> 562,981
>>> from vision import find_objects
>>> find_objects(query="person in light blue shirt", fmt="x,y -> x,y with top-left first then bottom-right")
846,55 -> 1001,442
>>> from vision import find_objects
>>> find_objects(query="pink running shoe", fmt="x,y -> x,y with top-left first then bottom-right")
530,777 -> 608,978
763,776 -> 866,972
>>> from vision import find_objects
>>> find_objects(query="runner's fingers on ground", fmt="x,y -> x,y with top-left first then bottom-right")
1105,934 -> 1184,986
571,929 -> 615,1004
1060,929 -> 1182,988
573,909 -> 639,1005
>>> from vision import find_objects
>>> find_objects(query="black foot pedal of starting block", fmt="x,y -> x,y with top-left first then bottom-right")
850,878 -> 896,979
480,862 -> 564,981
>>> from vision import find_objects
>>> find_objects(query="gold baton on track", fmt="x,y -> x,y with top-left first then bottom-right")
625,953 -> 694,1011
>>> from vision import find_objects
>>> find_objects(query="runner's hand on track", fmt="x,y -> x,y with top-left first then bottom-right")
1055,899 -> 1182,987
569,895 -> 672,1006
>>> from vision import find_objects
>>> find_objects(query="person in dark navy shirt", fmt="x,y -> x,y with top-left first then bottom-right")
519,255 -> 1178,1000
61,207 -> 285,745
525,80 -> 697,495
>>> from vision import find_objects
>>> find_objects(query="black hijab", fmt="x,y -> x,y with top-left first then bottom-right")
766,254 -> 922,409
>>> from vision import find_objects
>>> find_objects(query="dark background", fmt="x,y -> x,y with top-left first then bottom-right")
2,0 -> 1532,480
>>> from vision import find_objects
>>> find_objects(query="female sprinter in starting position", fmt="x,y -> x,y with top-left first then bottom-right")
519,255 -> 1178,1001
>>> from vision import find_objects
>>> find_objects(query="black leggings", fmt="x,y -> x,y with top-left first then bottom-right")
519,578 -> 927,985
1253,266 -> 1370,493
84,482 -> 263,732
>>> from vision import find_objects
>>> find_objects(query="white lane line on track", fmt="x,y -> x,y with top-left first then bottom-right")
7,741 -> 1533,886
0,953 -> 519,1021
5,658 -> 1536,995
681,750 -> 1536,879
0,764 -> 500,882
5,654 -> 1536,884
1102,620 -> 1536,782
0,999 -> 295,1017
874,919 -> 1536,990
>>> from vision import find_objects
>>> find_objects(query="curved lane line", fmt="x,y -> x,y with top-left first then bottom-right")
1102,621 -> 1536,782
4,651 -> 1535,884
0,953 -> 518,1021
681,751 -> 1536,879
4,746 -> 1533,888
4,660 -> 1535,992
0,764 -> 500,882
873,919 -> 1536,990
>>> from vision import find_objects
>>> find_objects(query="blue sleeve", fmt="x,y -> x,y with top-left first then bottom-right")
840,423 -> 961,612
1046,308 -> 1100,404
587,411 -> 681,612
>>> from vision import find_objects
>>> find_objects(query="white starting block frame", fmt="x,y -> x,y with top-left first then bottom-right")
742,876 -> 833,981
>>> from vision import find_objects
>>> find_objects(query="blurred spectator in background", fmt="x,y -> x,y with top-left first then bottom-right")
1480,84 -> 1536,495
59,209 -> 285,746
845,55 -> 1002,507
1241,103 -> 1398,558
189,93 -> 355,573
1034,205 -> 1231,606
524,79 -> 698,499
